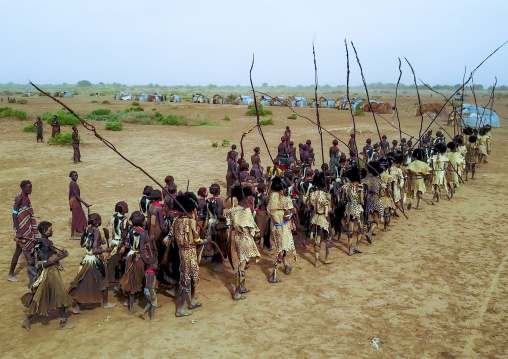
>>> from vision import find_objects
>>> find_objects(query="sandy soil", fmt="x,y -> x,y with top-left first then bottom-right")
1,92 -> 507,358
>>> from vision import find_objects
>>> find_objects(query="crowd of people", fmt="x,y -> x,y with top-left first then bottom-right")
9,123 -> 493,330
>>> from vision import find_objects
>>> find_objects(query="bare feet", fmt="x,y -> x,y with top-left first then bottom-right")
323,259 -> 332,264
175,308 -> 192,317
103,302 -> 117,309
59,320 -> 75,330
150,317 -> 160,323
7,274 -> 18,282
232,290 -> 246,301
22,318 -> 31,331
188,301 -> 202,310
70,306 -> 83,314
269,275 -> 281,283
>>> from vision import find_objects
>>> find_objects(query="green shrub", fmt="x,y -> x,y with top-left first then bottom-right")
160,114 -> 184,125
87,108 -> 118,122
90,108 -> 111,116
14,110 -> 26,119
42,110 -> 79,126
132,102 -> 140,106
160,113 -> 210,126
154,111 -> 163,119
222,139 -> 230,147
121,112 -> 157,125
91,100 -> 98,103
105,120 -> 123,131
73,92 -> 79,96
0,108 -> 14,118
212,141 -> 219,147
8,98 -> 16,103
287,113 -> 297,119
47,133 -> 79,146
102,100 -> 111,105
23,123 -> 37,132
259,118 -> 273,126
130,106 -> 144,112
89,93 -> 95,96
354,107 -> 365,116
245,105 -> 272,116
223,115 -> 231,121
17,99 -> 28,104
1,107 -> 27,119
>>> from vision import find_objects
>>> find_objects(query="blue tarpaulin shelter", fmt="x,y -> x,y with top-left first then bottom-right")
460,104 -> 499,127
236,95 -> 254,105
115,92 -> 133,100
193,94 -> 209,103
170,94 -> 181,102
139,93 -> 149,101
291,97 -> 307,107
312,97 -> 335,108
59,91 -> 73,98
260,95 -> 271,106
340,97 -> 363,110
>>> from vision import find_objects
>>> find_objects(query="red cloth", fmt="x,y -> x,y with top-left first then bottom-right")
69,197 -> 87,233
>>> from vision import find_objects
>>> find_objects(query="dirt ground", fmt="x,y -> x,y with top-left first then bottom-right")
1,92 -> 507,358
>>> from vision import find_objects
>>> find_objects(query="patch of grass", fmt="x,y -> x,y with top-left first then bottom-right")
8,98 -> 16,103
222,139 -> 230,147
222,115 -> 231,121
287,113 -> 297,119
1,107 -> 26,119
23,123 -> 37,132
160,113 -> 210,126
14,110 -> 26,119
42,110 -> 79,125
245,105 -> 272,116
87,108 -> 119,122
47,133 -> 79,146
105,120 -> 123,131
212,141 -> 219,147
259,118 -> 273,126
102,100 -> 111,105
132,102 -> 140,106
154,111 -> 163,119
160,114 -> 185,125
200,124 -> 219,128
121,112 -> 157,125
17,99 -> 28,104
91,100 -> 98,103
354,107 -> 365,116
0,108 -> 14,118
90,108 -> 111,116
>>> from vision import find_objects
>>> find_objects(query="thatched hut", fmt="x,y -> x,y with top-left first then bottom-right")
363,100 -> 393,114
290,96 -> 308,107
212,94 -> 225,104
312,96 -> 335,108
193,94 -> 209,103
414,102 -> 448,117
169,94 -> 181,103
233,95 -> 254,105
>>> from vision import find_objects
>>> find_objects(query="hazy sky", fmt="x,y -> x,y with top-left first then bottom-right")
2,0 -> 507,87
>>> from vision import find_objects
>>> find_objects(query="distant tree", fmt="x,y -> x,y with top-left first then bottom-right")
77,80 -> 92,87
262,83 -> 268,87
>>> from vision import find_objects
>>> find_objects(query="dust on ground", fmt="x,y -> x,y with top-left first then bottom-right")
1,92 -> 507,358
